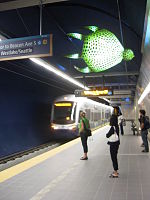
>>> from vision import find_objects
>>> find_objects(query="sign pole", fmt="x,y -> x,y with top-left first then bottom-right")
40,0 -> 43,36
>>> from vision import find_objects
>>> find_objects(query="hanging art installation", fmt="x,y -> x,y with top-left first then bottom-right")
66,26 -> 134,73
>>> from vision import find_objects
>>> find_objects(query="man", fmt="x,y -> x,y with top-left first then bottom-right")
139,109 -> 149,152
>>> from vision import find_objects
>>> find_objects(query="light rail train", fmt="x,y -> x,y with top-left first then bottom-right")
50,94 -> 113,139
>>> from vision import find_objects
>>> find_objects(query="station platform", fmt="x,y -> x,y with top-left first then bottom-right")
0,123 -> 150,200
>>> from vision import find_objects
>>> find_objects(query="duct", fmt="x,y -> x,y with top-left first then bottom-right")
74,71 -> 139,79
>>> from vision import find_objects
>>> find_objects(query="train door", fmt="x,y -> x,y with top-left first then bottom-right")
98,107 -> 101,126
101,108 -> 103,125
93,105 -> 98,127
105,108 -> 111,122
102,108 -> 105,125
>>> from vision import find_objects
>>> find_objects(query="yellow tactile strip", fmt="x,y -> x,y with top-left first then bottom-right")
0,137 -> 80,183
0,126 -> 107,183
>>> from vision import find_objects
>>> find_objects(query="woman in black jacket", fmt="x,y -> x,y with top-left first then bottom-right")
106,115 -> 120,178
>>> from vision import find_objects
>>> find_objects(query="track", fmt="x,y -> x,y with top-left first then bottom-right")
0,141 -> 66,171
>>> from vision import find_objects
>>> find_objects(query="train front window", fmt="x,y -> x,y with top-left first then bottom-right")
53,102 -> 76,124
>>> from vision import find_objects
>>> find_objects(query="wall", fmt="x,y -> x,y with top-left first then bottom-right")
121,104 -> 135,120
0,67 -> 67,158
135,0 -> 150,124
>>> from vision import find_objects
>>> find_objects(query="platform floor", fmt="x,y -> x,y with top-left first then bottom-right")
0,123 -> 150,200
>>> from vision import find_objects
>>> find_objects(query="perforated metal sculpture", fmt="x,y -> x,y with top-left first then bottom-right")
66,26 -> 134,73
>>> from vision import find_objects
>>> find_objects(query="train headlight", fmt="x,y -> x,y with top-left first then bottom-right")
51,124 -> 58,129
66,116 -> 70,120
69,125 -> 77,130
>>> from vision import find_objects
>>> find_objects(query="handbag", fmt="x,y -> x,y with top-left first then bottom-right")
108,127 -> 119,142
82,120 -> 92,137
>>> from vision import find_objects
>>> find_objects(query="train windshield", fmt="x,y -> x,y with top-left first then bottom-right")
53,101 -> 76,124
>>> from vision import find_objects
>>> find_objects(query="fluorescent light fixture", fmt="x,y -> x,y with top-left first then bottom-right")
138,82 -> 150,104
30,58 -> 89,90
0,34 -> 89,90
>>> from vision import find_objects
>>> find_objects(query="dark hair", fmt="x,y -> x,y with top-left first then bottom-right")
113,106 -> 122,116
110,115 -> 118,126
139,109 -> 146,116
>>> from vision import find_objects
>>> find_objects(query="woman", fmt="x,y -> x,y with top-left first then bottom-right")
106,116 -> 120,178
79,111 -> 90,160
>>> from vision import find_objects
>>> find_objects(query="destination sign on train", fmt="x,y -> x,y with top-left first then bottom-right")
75,89 -> 113,97
0,34 -> 53,61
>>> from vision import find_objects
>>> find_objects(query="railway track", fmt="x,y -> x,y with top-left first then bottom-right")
0,141 -> 66,171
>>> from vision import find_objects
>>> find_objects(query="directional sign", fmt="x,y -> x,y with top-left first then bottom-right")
0,34 -> 52,61
75,89 -> 113,97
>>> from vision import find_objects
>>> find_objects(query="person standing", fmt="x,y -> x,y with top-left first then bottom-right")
106,115 -> 120,178
79,111 -> 90,160
139,109 -> 149,152
118,115 -> 124,135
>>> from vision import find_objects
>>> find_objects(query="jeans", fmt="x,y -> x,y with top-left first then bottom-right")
80,132 -> 88,153
141,130 -> 149,152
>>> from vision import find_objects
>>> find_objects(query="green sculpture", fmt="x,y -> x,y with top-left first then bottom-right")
66,26 -> 134,73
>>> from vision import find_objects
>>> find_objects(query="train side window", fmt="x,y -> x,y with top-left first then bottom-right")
85,109 -> 90,119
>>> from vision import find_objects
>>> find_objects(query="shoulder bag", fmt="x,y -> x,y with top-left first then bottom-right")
108,126 -> 119,142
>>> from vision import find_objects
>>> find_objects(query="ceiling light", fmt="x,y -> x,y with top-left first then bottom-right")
138,82 -> 150,104
30,58 -> 89,90
0,34 -> 88,90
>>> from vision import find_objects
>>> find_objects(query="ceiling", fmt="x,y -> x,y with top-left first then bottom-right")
0,0 -> 147,104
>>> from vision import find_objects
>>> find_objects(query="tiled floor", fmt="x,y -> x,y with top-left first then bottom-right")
0,123 -> 150,200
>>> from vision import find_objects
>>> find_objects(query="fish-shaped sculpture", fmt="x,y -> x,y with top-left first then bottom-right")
66,26 -> 134,73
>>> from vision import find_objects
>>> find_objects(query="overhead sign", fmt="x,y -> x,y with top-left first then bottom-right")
0,34 -> 52,61
75,89 -> 113,97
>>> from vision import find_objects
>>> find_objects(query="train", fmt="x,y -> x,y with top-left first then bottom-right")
50,94 -> 114,139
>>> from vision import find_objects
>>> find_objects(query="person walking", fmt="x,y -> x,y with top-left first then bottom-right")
106,115 -> 120,178
139,109 -> 149,152
79,111 -> 90,160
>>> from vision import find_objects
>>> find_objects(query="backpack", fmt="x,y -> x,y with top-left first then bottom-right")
144,116 -> 150,129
